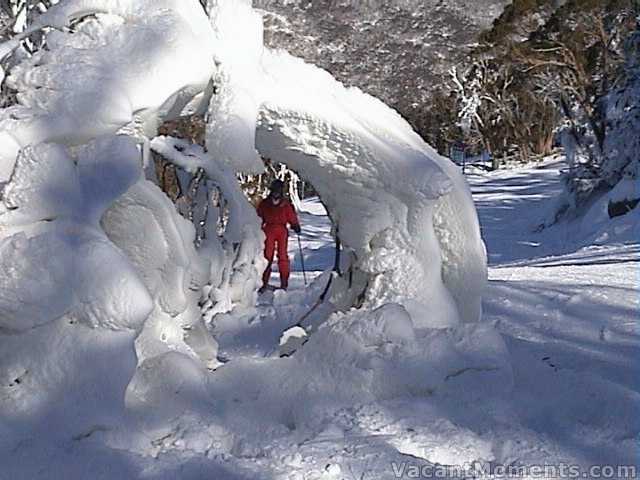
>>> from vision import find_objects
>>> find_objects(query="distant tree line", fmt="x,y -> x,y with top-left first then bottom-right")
418,0 -> 639,217
423,0 -> 635,161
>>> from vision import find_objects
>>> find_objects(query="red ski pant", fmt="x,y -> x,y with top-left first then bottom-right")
262,224 -> 290,288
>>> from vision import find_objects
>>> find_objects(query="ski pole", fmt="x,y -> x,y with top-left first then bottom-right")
297,233 -> 308,286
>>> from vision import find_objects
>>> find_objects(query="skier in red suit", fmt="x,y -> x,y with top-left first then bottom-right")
257,180 -> 301,291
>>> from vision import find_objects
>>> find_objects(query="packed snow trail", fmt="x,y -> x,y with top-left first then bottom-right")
469,159 -> 640,469
286,197 -> 334,291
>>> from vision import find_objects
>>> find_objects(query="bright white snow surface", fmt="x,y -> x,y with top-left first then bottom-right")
0,0 -> 637,478
1,160 -> 638,478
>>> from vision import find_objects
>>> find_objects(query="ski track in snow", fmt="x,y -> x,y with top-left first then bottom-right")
212,159 -> 639,479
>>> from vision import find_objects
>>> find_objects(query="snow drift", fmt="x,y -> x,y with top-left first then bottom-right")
0,0 -> 504,476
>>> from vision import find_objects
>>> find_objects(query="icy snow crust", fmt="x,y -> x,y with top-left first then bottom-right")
0,0 -> 503,477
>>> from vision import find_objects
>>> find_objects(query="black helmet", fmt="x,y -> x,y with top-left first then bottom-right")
269,179 -> 285,197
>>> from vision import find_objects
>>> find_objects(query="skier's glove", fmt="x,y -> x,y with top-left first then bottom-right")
292,224 -> 302,234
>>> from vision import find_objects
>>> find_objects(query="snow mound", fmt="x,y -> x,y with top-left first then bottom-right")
0,319 -> 138,453
579,177 -> 640,245
296,304 -> 512,403
0,137 -> 152,332
207,303 -> 512,443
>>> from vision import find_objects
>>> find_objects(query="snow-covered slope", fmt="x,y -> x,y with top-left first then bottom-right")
470,158 -> 640,471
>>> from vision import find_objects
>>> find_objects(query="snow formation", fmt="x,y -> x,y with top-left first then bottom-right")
0,0 -> 502,476
254,49 -> 487,327
0,0 -> 215,181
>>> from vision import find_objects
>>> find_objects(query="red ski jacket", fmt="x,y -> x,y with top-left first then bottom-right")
257,198 -> 299,229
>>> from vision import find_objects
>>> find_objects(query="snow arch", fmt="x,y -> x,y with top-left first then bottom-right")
248,51 -> 487,327
0,0 -> 488,330
204,2 -> 488,327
